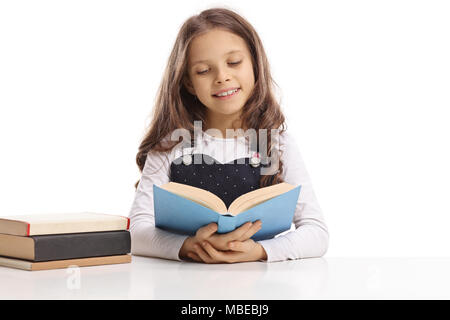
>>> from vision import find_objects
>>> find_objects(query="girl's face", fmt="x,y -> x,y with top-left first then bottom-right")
184,28 -> 255,119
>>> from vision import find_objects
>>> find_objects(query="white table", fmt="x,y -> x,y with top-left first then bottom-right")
1,256 -> 450,299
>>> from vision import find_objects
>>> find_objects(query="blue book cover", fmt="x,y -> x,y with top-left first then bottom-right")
153,182 -> 301,241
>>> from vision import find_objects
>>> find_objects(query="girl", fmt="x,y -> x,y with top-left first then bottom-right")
128,8 -> 329,263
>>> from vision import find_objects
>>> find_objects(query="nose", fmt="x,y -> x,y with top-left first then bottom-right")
214,66 -> 231,85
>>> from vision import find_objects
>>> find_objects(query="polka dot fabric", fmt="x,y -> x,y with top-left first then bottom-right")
170,153 -> 261,209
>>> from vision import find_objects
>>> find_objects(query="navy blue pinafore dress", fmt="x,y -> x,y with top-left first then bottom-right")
169,138 -> 268,209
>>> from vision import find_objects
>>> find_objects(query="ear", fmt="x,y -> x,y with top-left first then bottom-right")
182,75 -> 196,96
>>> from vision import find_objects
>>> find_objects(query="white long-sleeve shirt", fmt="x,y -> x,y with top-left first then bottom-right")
128,130 -> 329,262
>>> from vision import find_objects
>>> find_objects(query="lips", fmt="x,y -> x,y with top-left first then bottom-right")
212,87 -> 240,97
212,88 -> 240,100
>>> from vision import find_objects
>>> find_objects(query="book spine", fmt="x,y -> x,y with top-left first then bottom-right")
217,215 -> 237,234
32,231 -> 131,262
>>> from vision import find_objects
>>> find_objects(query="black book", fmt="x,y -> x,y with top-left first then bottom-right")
0,230 -> 131,262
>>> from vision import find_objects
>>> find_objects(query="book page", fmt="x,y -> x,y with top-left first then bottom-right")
160,182 -> 228,214
0,212 -> 129,236
228,182 -> 296,215
0,212 -> 126,224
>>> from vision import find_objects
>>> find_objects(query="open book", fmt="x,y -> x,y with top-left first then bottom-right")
153,182 -> 301,241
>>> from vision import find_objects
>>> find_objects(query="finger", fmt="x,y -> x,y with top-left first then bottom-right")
196,223 -> 218,240
221,221 -> 253,242
201,241 -> 233,263
207,222 -> 254,251
228,239 -> 255,252
193,243 -> 215,264
237,220 -> 262,241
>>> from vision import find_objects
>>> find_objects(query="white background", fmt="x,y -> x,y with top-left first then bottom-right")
0,0 -> 449,258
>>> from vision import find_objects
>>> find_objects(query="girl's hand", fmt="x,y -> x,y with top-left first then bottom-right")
189,239 -> 267,263
178,221 -> 262,260
208,220 -> 262,251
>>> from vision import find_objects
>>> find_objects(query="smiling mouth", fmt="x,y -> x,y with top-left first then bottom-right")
212,88 -> 241,99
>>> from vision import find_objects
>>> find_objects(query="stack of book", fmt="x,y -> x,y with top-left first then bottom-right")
0,212 -> 131,271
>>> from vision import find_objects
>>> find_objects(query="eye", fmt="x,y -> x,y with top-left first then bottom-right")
195,60 -> 241,75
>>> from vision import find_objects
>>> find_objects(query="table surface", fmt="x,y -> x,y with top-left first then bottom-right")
1,256 -> 450,299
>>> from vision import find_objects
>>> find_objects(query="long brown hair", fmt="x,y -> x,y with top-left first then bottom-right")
134,7 -> 286,189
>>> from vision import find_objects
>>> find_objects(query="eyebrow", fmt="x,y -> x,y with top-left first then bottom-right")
191,50 -> 242,66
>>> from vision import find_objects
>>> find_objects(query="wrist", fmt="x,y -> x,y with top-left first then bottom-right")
179,236 -> 194,259
257,243 -> 268,261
